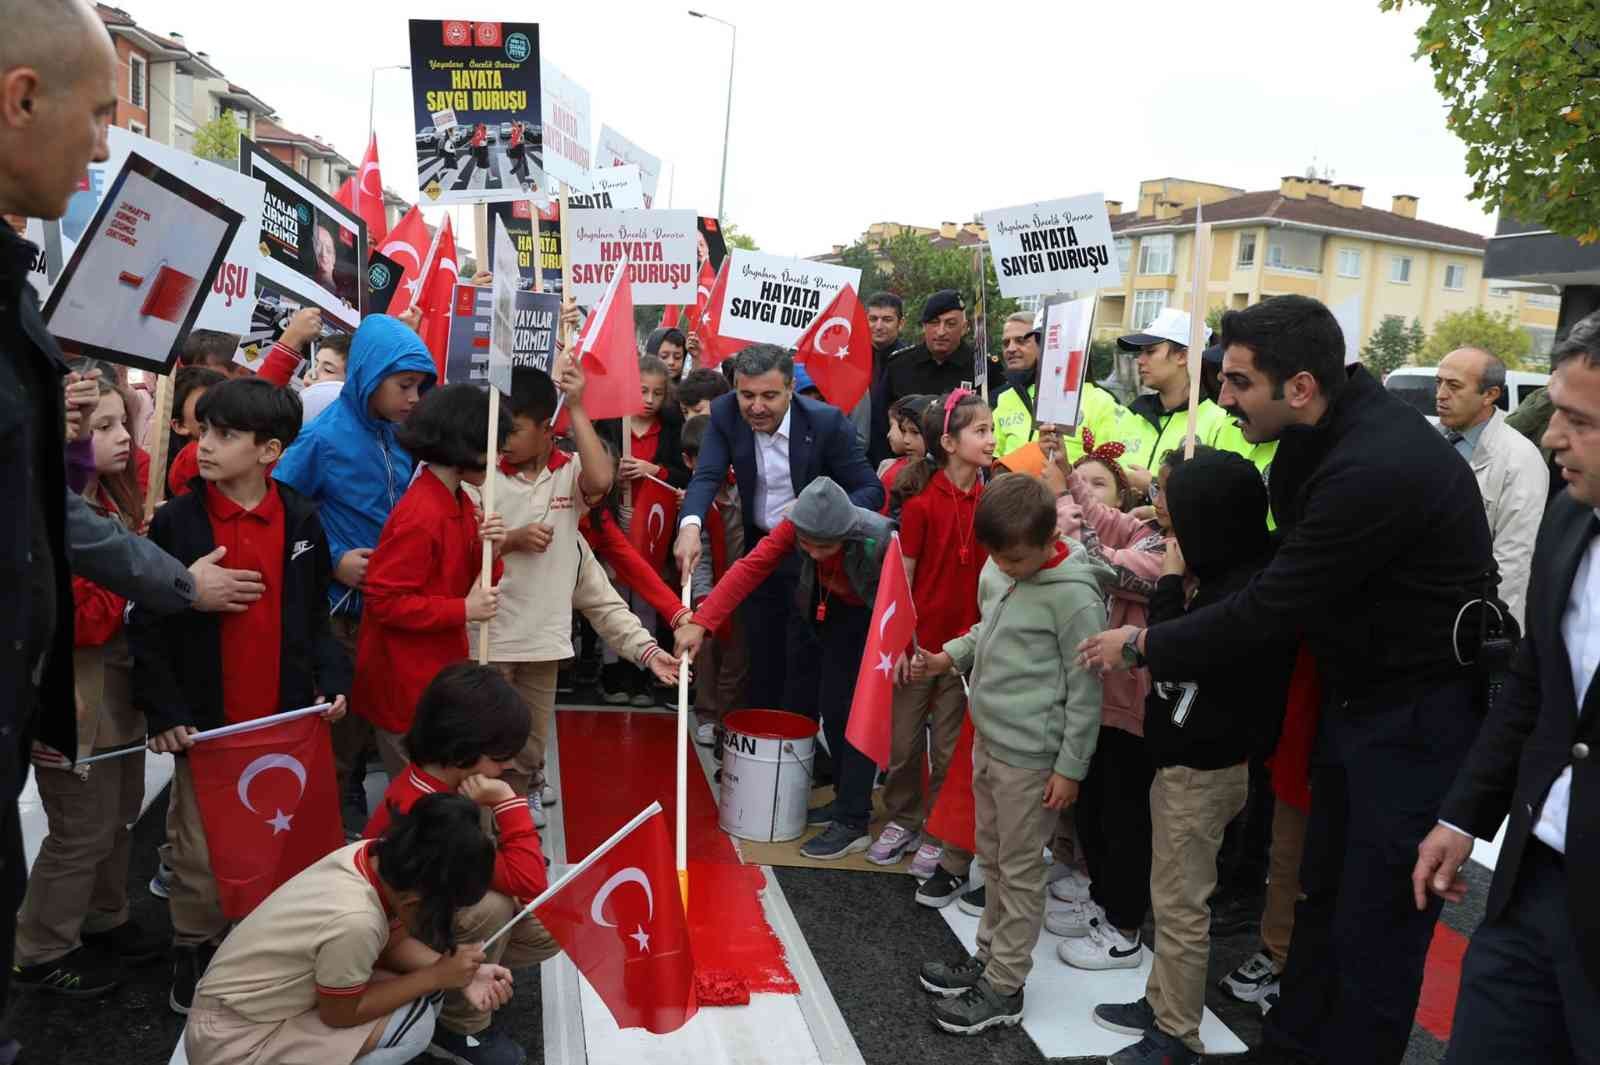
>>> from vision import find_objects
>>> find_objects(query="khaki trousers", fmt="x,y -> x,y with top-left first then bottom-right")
972,735 -> 1055,996
880,672 -> 966,838
1261,795 -> 1308,967
438,889 -> 559,1035
14,748 -> 144,965
328,615 -> 375,801
692,617 -> 749,722
492,660 -> 558,797
164,758 -> 229,946
1146,762 -> 1250,1053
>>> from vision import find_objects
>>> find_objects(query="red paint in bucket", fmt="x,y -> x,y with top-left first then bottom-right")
722,709 -> 815,742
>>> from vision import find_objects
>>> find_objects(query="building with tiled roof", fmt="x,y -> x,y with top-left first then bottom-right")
253,117 -> 356,197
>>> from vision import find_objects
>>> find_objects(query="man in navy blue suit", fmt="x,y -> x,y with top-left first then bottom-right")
674,344 -> 884,714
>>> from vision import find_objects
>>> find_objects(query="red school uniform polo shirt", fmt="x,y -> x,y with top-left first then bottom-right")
204,481 -> 285,723
898,470 -> 986,650
627,418 -> 662,507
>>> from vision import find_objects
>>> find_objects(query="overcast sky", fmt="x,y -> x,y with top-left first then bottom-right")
120,0 -> 1483,261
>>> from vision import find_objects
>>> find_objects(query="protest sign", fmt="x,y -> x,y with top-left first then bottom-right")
567,165 -> 644,211
1033,296 -> 1096,429
538,200 -> 563,295
365,250 -> 405,315
980,193 -> 1121,299
444,284 -> 561,385
51,127 -> 266,335
239,137 -> 366,329
716,249 -> 862,348
566,209 -> 698,306
595,126 -> 662,207
539,60 -> 591,191
487,201 -> 539,289
409,19 -> 546,205
237,275 -> 353,369
698,216 -> 728,275
489,225 -> 519,395
23,218 -> 50,294
43,153 -> 241,374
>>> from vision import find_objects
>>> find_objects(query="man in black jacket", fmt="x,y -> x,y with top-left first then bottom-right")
883,290 -> 1003,407
1081,295 -> 1494,1065
1414,310 -> 1600,1063
857,291 -> 908,466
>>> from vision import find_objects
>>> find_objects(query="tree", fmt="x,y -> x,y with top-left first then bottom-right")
834,231 -> 1018,358
1360,315 -> 1426,378
1380,0 -> 1600,243
192,115 -> 241,165
1205,304 -> 1227,333
721,220 -> 758,252
1415,306 -> 1531,368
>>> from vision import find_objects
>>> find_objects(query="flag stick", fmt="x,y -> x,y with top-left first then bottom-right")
643,472 -> 677,493
477,388 -> 499,665
1183,203 -> 1212,459
77,702 -> 333,766
676,571 -> 691,913
549,183 -> 577,427
483,800 -> 665,950
143,370 -> 174,522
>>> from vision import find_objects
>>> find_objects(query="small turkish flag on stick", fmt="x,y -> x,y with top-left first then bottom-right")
794,283 -> 873,413
845,533 -> 917,768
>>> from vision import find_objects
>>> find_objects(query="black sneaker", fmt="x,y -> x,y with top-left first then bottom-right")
597,663 -> 632,705
918,955 -> 985,997
1108,1027 -> 1199,1065
169,943 -> 217,1015
556,668 -> 574,695
931,977 -> 1024,1035
427,1023 -> 528,1065
806,801 -> 836,827
956,883 -> 986,917
12,946 -> 120,997
800,822 -> 869,860
81,920 -> 166,965
915,868 -> 968,909
1093,997 -> 1156,1036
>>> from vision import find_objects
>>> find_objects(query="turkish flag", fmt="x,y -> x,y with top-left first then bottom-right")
379,206 -> 431,311
566,256 -> 643,424
923,715 -> 976,854
628,476 -> 679,570
845,533 -> 916,768
335,134 -> 389,246
187,714 -> 343,919
658,304 -> 682,330
534,806 -> 697,1035
794,283 -> 872,413
691,259 -> 736,369
415,215 -> 460,378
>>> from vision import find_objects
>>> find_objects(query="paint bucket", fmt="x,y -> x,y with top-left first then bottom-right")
718,709 -> 816,843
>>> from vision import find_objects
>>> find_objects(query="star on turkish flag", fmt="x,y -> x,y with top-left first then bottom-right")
794,283 -> 872,413
378,206 -> 431,311
846,533 -> 916,768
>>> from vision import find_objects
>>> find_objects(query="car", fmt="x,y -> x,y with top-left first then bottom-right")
1384,364 -> 1548,425
500,122 -> 514,141
415,126 -> 438,150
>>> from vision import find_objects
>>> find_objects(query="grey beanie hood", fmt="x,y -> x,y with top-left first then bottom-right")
790,477 -> 865,542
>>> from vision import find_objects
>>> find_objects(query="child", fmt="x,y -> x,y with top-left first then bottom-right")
129,377 -> 352,1013
363,664 -> 557,1063
162,366 -> 225,495
647,326 -> 689,384
877,394 -> 933,513
15,380 -> 163,995
874,392 -> 993,906
185,794 -> 510,1065
352,384 -> 507,775
675,477 -> 895,860
273,313 -> 437,802
913,473 -> 1108,1035
299,333 -> 352,425
1081,449 -> 1292,1065
681,414 -> 745,745
678,367 -> 730,421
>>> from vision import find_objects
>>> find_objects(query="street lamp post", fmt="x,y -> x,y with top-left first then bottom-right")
688,11 -> 736,220
368,63 -> 410,147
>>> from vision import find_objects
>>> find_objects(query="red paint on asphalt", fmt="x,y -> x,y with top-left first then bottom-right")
1416,922 -> 1468,1041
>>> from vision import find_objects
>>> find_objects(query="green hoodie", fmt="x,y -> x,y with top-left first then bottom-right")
942,549 -> 1111,780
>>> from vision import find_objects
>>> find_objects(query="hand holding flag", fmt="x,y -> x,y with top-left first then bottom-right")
845,533 -> 917,768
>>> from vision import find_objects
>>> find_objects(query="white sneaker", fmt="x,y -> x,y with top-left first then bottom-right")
541,783 -> 557,806
1057,920 -> 1142,970
1047,867 -> 1092,903
1043,897 -> 1102,938
529,790 -> 548,829
1220,950 -> 1282,1003
695,720 -> 717,746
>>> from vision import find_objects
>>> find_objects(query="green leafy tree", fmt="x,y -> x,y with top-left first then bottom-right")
192,115 -> 241,165
1415,306 -> 1531,368
1205,304 -> 1227,332
1360,315 -> 1426,377
721,220 -> 758,252
1088,337 -> 1118,385
1380,0 -> 1600,243
834,231 -> 1017,358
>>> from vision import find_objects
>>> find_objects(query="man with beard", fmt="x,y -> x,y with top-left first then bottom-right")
856,292 -> 910,466
884,290 -> 1002,409
995,309 -> 1128,465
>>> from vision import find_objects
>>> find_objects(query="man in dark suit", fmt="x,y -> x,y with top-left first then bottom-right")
1415,309 -> 1600,1064
674,344 -> 883,713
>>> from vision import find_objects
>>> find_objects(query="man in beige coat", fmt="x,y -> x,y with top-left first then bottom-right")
1435,347 -> 1549,626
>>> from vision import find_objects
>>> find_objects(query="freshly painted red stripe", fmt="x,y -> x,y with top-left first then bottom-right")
1416,922 -> 1468,1041
557,710 -> 798,994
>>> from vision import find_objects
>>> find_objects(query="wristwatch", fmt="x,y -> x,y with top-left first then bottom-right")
1120,629 -> 1146,668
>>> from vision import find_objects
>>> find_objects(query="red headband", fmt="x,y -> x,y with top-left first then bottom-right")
1078,428 -> 1126,466
942,388 -> 974,438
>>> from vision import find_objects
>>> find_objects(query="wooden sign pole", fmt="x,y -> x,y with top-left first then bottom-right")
143,371 -> 174,521
1183,203 -> 1213,459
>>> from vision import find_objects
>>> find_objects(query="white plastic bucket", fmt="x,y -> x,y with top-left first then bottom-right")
718,709 -> 816,843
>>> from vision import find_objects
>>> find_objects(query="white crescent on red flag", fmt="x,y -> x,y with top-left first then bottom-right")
379,206 -> 431,310
793,283 -> 873,413
846,533 -> 917,768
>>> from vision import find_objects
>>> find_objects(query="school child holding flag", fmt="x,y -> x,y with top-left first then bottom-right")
128,377 -> 352,1014
350,385 -> 507,776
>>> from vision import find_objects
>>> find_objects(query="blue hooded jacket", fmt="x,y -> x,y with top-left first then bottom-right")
274,314 -> 436,615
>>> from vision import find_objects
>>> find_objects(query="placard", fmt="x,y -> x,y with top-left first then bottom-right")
595,126 -> 662,207
698,216 -> 728,274
43,153 -> 241,373
566,208 -> 698,305
239,137 -> 366,329
445,283 -> 561,385
567,165 -> 644,211
539,59 -> 591,191
487,201 -> 538,289
409,19 -> 546,205
365,250 -> 405,315
981,193 -> 1121,299
489,225 -> 519,394
538,200 -> 562,295
1034,296 -> 1096,428
238,275 -> 353,366
23,217 -> 50,295
717,249 -> 862,348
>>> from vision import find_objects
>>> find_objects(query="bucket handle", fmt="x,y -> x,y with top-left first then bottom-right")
778,740 -> 815,785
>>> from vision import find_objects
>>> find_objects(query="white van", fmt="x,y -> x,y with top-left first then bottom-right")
1384,365 -> 1548,424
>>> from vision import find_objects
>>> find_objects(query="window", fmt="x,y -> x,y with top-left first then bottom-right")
1114,237 -> 1131,275
129,54 -> 146,109
298,157 -> 309,178
1133,289 -> 1169,329
128,120 -> 146,136
1265,230 -> 1323,273
1444,264 -> 1466,290
1337,249 -> 1361,277
1138,234 -> 1174,275
1527,292 -> 1560,309
1488,286 -> 1512,299
1391,256 -> 1412,283
1237,232 -> 1257,268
